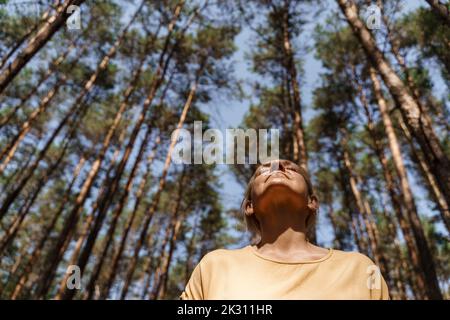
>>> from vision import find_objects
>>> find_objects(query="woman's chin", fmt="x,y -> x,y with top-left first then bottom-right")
256,185 -> 305,212
261,180 -> 300,196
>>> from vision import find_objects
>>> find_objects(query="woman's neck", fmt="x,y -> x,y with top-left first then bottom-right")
257,226 -> 310,252
253,209 -> 329,260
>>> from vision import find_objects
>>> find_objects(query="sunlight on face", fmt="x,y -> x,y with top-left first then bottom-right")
250,160 -> 310,214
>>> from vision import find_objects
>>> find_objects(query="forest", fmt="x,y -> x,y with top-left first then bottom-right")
0,0 -> 448,300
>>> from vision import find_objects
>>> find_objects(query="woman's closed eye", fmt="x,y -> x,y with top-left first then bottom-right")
255,165 -> 298,177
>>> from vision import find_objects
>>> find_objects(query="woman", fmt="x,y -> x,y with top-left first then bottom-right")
180,159 -> 389,299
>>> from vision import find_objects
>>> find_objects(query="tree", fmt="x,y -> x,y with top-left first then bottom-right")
336,0 -> 450,221
0,0 -> 86,93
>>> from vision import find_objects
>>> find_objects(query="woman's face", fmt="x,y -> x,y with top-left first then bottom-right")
249,160 -> 311,215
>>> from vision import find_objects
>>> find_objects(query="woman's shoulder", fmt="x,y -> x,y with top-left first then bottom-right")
199,246 -> 250,265
199,247 -> 379,269
330,249 -> 379,268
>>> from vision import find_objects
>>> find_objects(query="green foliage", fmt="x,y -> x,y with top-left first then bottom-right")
398,8 -> 450,84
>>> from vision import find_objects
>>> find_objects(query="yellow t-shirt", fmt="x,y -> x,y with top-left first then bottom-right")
180,245 -> 389,300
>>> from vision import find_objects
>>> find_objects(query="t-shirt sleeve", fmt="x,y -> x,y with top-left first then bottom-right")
179,261 -> 204,300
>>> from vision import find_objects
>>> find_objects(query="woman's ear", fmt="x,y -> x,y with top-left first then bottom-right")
244,200 -> 254,216
307,195 -> 319,213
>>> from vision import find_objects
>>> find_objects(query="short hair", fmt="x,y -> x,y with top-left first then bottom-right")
240,159 -> 316,241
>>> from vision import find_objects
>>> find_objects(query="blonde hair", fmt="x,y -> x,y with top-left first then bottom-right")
240,160 -> 316,241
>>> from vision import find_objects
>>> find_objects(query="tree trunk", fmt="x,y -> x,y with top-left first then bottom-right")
100,136 -> 160,299
0,37 -> 83,130
337,0 -> 450,217
87,69 -> 173,301
352,69 -> 424,298
0,0 -> 86,93
156,217 -> 183,300
139,230 -> 162,299
336,159 -> 368,254
341,144 -> 385,271
0,4 -> 135,219
9,153 -> 87,299
120,65 -> 202,300
48,130 -> 125,299
279,2 -> 308,170
0,93 -> 89,220
145,223 -> 172,299
0,242 -> 29,298
31,4 -> 145,298
151,171 -> 187,299
0,0 -> 59,70
377,194 -> 409,300
81,123 -> 154,300
0,142 -> 37,197
369,67 -> 442,299
0,136 -> 70,255
0,76 -> 65,174
377,1 -> 450,221
184,214 -> 200,285
397,114 -> 450,232
57,12 -> 179,300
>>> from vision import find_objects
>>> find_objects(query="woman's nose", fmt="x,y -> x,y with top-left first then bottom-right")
270,160 -> 284,172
